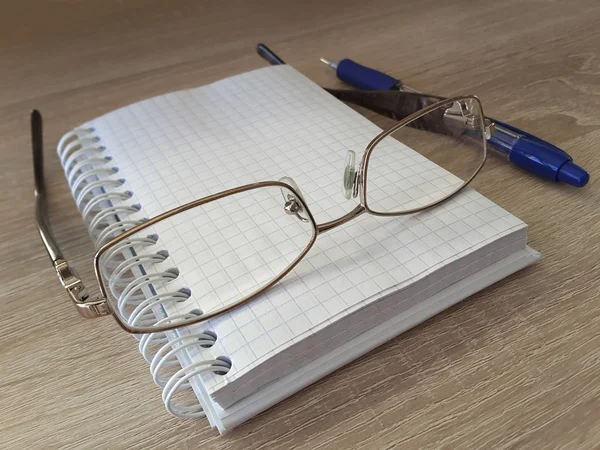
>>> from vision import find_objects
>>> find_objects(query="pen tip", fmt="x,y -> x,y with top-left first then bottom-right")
319,57 -> 338,70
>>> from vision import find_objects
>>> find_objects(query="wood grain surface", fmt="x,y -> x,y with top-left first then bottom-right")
1,1 -> 599,448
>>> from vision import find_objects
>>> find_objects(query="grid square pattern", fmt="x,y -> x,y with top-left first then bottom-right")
366,142 -> 464,212
83,66 -> 526,399
117,185 -> 316,318
364,119 -> 484,214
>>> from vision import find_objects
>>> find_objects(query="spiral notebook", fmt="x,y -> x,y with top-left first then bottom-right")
57,65 -> 539,433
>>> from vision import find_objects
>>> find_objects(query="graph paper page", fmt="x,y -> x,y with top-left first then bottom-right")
84,65 -> 527,396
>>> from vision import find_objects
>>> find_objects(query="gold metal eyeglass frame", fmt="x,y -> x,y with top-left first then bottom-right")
33,94 -> 492,334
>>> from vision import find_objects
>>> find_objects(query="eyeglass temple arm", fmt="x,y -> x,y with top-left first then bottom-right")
32,110 -> 64,263
32,110 -> 109,318
324,89 -> 454,135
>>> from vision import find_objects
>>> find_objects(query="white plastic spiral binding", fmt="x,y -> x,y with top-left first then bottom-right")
57,127 -> 231,419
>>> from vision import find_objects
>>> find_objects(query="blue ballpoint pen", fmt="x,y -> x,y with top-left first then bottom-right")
320,57 -> 589,187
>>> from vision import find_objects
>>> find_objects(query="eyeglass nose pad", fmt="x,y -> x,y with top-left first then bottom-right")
342,150 -> 357,200
279,176 -> 304,201
279,176 -> 309,222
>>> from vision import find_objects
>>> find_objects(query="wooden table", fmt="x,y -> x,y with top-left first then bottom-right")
2,1 -> 599,448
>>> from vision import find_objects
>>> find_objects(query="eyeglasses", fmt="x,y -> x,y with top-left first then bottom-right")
34,92 -> 493,334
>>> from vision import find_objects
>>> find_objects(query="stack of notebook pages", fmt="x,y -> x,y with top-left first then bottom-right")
56,65 -> 539,433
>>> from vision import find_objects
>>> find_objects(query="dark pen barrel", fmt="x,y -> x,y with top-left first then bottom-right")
256,44 -> 285,66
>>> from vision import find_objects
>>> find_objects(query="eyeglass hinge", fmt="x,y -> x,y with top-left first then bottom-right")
54,259 -> 109,318
443,100 -> 495,139
73,300 -> 110,319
